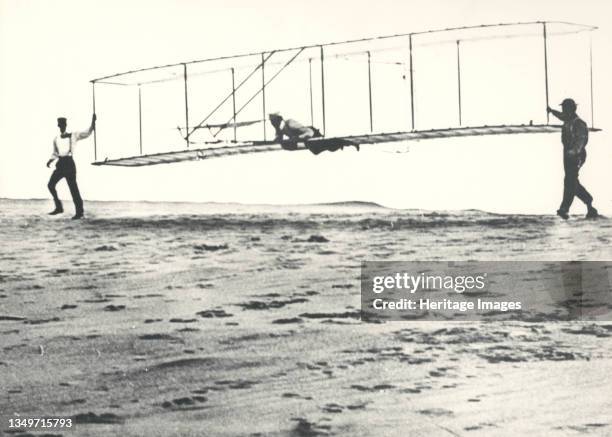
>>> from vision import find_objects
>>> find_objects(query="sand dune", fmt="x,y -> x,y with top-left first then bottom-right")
1,199 -> 611,436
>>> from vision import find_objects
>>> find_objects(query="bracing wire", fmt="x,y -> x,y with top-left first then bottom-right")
186,51 -> 276,140
213,47 -> 306,138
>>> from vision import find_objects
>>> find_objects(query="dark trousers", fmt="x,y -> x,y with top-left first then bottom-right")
559,153 -> 592,213
48,156 -> 83,215
306,138 -> 354,155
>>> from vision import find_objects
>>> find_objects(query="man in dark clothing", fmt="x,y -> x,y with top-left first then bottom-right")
46,114 -> 96,220
547,99 -> 598,220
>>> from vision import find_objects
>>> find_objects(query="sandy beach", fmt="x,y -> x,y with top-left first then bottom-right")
1,198 -> 612,436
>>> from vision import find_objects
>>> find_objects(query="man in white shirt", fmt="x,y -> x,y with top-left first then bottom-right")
46,114 -> 96,219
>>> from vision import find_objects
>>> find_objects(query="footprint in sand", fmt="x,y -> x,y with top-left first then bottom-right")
237,297 -> 309,310
272,317 -> 304,324
138,333 -> 183,343
350,383 -> 396,392
0,315 -> 26,321
80,298 -> 111,303
196,309 -> 233,318
562,325 -> 612,338
73,412 -> 123,424
134,293 -> 164,299
24,317 -> 61,325
152,357 -> 214,370
302,235 -> 330,243
61,398 -> 87,405
566,423 -> 609,432
94,245 -> 117,252
299,311 -> 360,320
346,402 -> 369,410
161,395 -> 207,409
464,422 -> 498,431
177,327 -> 200,332
281,393 -> 313,400
193,243 -> 228,252
214,379 -> 259,390
321,403 -> 344,413
290,418 -> 332,437
417,408 -> 454,417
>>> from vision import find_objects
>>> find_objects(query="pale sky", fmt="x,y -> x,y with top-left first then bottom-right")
1,0 -> 611,213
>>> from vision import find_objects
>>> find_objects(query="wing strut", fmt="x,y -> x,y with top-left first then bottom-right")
212,47 -> 306,138
185,51 -> 276,141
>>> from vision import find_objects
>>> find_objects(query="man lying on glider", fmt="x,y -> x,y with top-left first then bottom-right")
268,113 -> 359,155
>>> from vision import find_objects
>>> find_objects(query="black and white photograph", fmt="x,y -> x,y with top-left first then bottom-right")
1,0 -> 612,435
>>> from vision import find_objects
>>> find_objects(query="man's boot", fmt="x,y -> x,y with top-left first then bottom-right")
72,208 -> 84,220
49,199 -> 63,215
586,205 -> 599,219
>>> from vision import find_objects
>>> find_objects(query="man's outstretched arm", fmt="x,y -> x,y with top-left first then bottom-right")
74,114 -> 97,141
547,106 -> 566,122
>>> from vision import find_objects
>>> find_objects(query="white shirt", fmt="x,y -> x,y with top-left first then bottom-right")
51,129 -> 92,160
